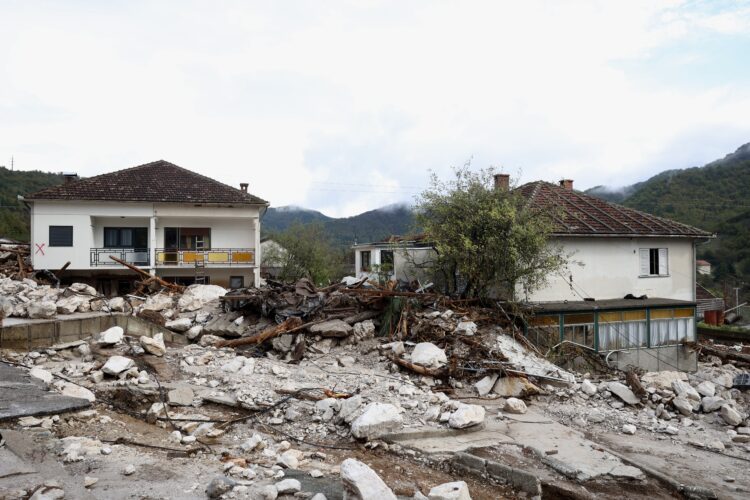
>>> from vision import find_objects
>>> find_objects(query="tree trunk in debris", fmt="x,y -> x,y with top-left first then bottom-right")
216,317 -> 304,348
700,343 -> 750,366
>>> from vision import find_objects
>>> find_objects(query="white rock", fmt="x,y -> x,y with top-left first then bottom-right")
607,382 -> 640,405
492,376 -> 540,397
140,333 -> 166,356
449,403 -> 486,427
701,396 -> 726,413
622,424 -> 637,435
27,301 -> 56,319
102,355 -> 134,375
58,381 -> 96,402
168,386 -> 194,406
671,380 -> 701,401
353,320 -> 376,339
350,403 -> 403,439
143,293 -> 174,311
696,380 -> 716,397
69,282 -> 97,296
720,405 -> 743,426
55,295 -> 87,314
186,325 -> 203,340
340,458 -> 397,500
108,297 -> 127,312
276,450 -> 299,469
428,481 -> 472,500
177,284 -> 227,312
411,342 -> 447,368
19,416 -> 43,427
240,434 -> 264,452
165,317 -> 192,332
580,379 -> 598,396
98,326 -> 124,345
123,464 -> 136,475
502,398 -> 527,415
30,487 -> 65,500
665,425 -> 679,435
29,367 -> 53,384
275,478 -> 301,494
474,374 -> 499,397
146,402 -> 170,423
454,321 -> 477,336
672,397 -> 694,417
308,319 -> 353,338
221,356 -> 248,373
641,371 -> 687,390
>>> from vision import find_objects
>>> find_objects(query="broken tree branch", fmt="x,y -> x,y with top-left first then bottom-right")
108,256 -> 184,292
388,354 -> 447,378
216,317 -> 304,348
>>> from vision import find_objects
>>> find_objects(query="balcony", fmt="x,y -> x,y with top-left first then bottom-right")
155,248 -> 255,267
90,247 -> 256,268
90,248 -> 149,267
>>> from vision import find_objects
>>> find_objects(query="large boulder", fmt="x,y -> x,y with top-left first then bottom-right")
411,342 -> 447,368
474,374 -> 499,397
492,376 -> 541,397
449,403 -> 486,428
27,301 -> 57,319
102,356 -> 135,376
672,380 -> 701,402
672,397 -> 694,417
140,333 -> 166,356
56,295 -> 88,314
607,382 -> 640,405
720,405 -> 744,426
503,397 -> 528,415
177,285 -> 227,312
350,403 -> 403,439
340,458 -> 397,500
701,396 -> 726,413
165,317 -> 192,332
69,283 -> 97,296
428,481 -> 472,500
308,319 -> 353,338
108,297 -> 127,312
143,294 -> 174,312
641,371 -> 688,390
98,326 -> 124,345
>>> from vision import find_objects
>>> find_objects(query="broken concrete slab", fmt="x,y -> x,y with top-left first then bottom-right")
0,364 -> 90,421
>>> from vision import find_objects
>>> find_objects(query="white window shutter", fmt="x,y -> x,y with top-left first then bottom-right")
639,249 -> 649,275
658,248 -> 668,275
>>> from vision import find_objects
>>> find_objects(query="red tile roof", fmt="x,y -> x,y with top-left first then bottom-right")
25,160 -> 268,206
517,181 -> 712,238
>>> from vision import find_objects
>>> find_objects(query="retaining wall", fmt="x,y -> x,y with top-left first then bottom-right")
0,313 -> 186,350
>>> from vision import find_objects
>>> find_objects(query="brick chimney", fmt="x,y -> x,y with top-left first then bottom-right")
559,179 -> 573,190
494,173 -> 510,191
240,183 -> 248,193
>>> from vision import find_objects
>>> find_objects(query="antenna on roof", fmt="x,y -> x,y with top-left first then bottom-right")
10,156 -> 13,171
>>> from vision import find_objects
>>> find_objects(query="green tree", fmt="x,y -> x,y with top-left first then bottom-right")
262,222 -> 343,286
414,165 -> 565,299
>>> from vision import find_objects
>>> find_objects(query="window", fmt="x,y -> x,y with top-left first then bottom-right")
164,228 -> 211,250
104,227 -> 148,248
360,251 -> 371,272
49,226 -> 73,247
380,250 -> 394,267
639,248 -> 668,276
229,276 -> 244,289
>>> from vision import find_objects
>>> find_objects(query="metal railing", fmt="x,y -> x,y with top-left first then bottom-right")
155,248 -> 255,266
90,248 -> 150,267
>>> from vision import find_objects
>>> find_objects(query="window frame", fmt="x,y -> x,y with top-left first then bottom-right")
229,276 -> 244,289
164,227 -> 212,251
49,226 -> 73,247
360,250 -> 371,272
103,227 -> 149,248
639,247 -> 669,277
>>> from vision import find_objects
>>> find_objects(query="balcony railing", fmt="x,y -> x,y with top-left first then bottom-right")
155,248 -> 255,266
90,248 -> 150,267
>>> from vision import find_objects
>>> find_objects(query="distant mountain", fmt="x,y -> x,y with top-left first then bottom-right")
0,167 -> 64,240
586,143 -> 750,284
263,204 -> 416,247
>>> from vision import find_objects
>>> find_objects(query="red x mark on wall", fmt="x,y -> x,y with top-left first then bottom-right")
35,243 -> 45,256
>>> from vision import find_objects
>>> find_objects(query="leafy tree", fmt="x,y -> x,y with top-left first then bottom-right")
414,165 -> 565,299
262,222 -> 343,286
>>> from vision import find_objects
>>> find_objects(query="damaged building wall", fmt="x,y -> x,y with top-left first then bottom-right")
354,245 -> 436,284
523,237 -> 696,303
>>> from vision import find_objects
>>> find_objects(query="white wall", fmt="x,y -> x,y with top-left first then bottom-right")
523,237 -> 696,303
31,200 -> 261,271
354,246 -> 436,283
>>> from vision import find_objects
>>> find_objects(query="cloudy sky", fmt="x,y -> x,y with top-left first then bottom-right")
2,1 -> 750,217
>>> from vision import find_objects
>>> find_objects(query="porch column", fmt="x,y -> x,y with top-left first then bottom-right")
149,215 -> 157,276
253,216 -> 261,286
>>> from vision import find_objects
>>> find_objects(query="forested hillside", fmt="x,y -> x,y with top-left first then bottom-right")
0,167 -> 64,240
586,142 -> 750,284
263,204 -> 416,247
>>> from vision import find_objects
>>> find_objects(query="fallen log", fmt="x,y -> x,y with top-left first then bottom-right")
341,310 -> 381,325
108,256 -> 184,292
388,354 -> 447,378
625,368 -> 647,397
216,317 -> 304,348
700,343 -> 750,366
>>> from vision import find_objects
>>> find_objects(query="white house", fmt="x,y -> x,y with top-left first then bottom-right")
512,176 -> 713,370
22,160 -> 268,294
352,235 -> 436,284
696,259 -> 711,276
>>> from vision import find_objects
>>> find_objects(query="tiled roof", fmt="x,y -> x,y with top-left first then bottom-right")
25,160 -> 268,205
517,181 -> 712,238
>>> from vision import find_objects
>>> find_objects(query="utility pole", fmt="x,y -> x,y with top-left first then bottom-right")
734,287 -> 741,309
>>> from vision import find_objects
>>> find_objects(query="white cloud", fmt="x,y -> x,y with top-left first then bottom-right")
1,0 -> 749,216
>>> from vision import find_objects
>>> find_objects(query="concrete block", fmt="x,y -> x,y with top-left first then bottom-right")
455,452 -> 486,473
486,460 -> 542,496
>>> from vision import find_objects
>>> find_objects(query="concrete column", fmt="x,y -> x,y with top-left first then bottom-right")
149,215 -> 157,276
253,216 -> 261,286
